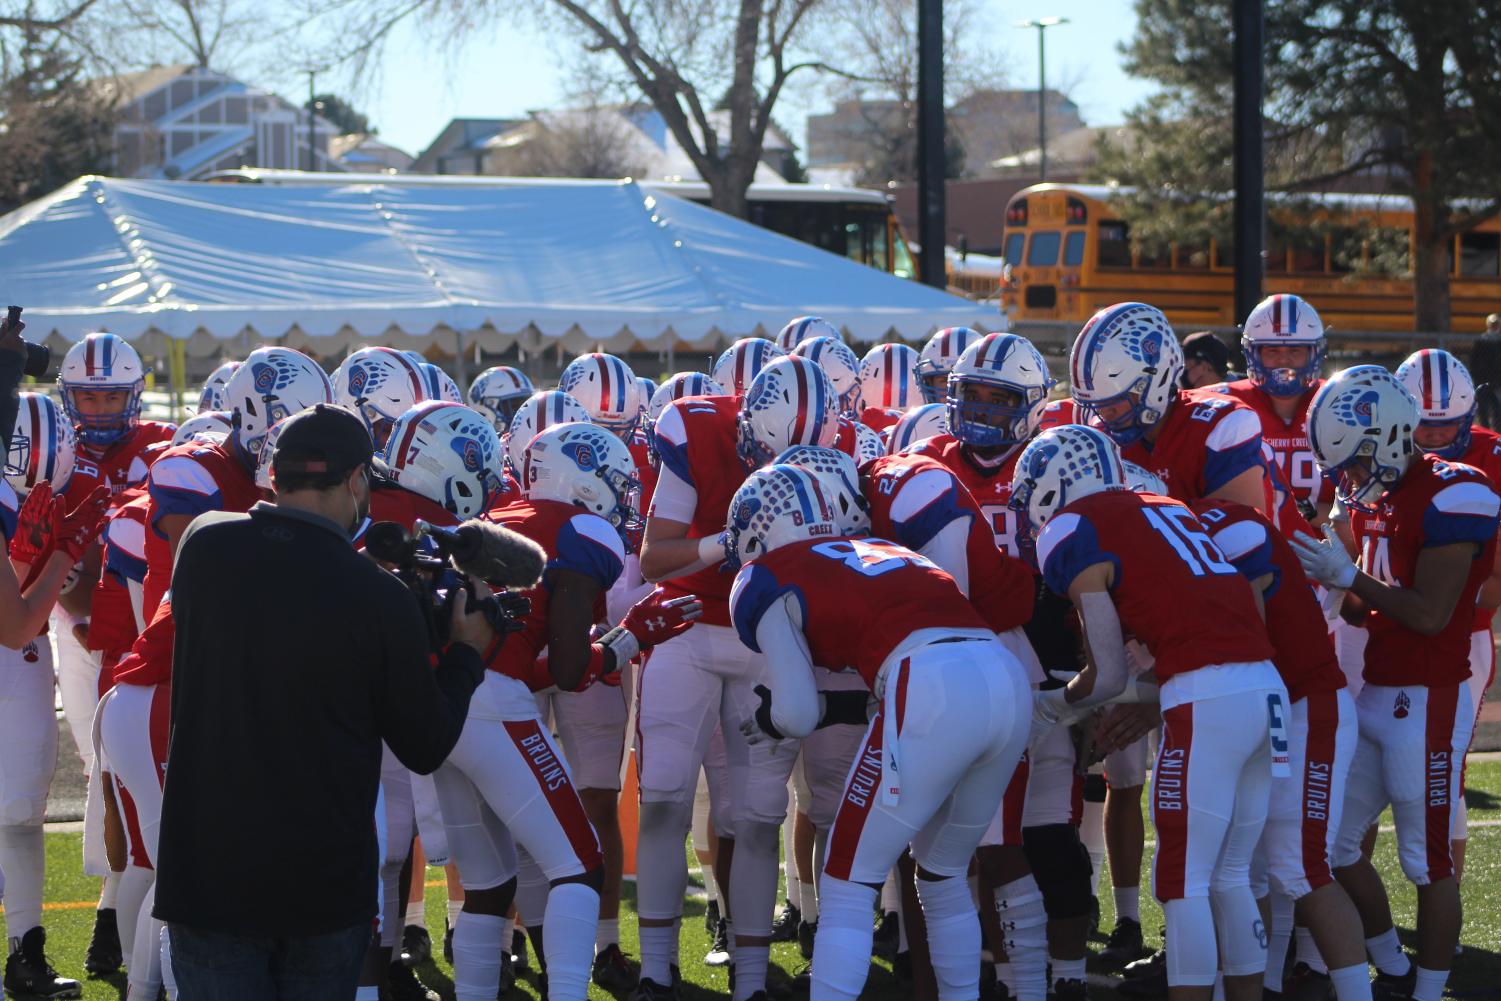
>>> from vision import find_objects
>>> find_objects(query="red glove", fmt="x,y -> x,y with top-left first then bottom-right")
9,483 -> 53,565
53,486 -> 109,563
621,588 -> 703,651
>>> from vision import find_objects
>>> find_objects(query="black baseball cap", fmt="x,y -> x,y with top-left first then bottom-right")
271,403 -> 376,479
1181,331 -> 1230,374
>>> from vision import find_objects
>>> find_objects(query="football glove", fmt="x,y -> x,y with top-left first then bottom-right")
1290,523 -> 1357,590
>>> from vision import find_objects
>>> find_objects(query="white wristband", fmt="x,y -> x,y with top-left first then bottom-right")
697,534 -> 726,566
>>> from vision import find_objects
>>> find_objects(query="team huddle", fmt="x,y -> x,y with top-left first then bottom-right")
0,291 -> 1493,1001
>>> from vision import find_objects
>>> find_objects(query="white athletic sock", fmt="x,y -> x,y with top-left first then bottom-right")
1264,894 -> 1294,990
701,863 -> 720,906
499,916 -> 514,955
1296,925 -> 1328,973
881,869 -> 900,915
733,938 -> 769,1001
355,987 -> 380,1000
543,882 -> 599,1000
1052,957 -> 1086,984
447,897 -> 463,928
158,923 -> 175,996
596,916 -> 620,951
126,884 -> 163,1001
115,866 -> 154,962
801,881 -> 818,924
1365,928 -> 1410,977
1080,798 -> 1106,896
99,869 -> 121,909
917,874 -> 982,1000
783,801 -> 799,909
1412,966 -> 1449,1001
1329,963 -> 1375,1001
638,921 -> 680,985
995,875 -> 1047,1001
0,825 -> 44,936
452,911 -> 506,1001
897,906 -> 909,952
380,862 -> 403,948
810,876 -> 879,1001
406,890 -> 426,929
995,962 -> 1015,993
1114,886 -> 1141,924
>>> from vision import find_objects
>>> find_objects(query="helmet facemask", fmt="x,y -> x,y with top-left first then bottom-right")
1244,339 -> 1326,398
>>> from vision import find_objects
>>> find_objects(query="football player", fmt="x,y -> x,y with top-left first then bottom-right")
333,346 -> 432,449
1012,423 -> 1284,1001
774,316 -> 840,354
467,366 -> 535,438
855,343 -> 921,431
1293,366 -> 1500,1001
915,326 -> 983,405
196,360 -> 240,412
790,336 -> 862,416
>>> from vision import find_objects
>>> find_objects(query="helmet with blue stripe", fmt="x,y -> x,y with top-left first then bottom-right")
776,444 -> 871,534
173,410 -> 232,447
887,403 -> 949,454
917,326 -> 983,403
857,343 -> 921,412
947,333 -> 1054,450
58,332 -> 146,447
467,366 -> 535,435
333,346 -> 431,449
524,421 -> 642,543
420,363 -> 463,404
1069,302 -> 1182,446
648,372 -> 725,420
791,335 -> 862,415
636,377 -> 657,416
737,356 -> 840,469
1307,365 -> 1417,511
724,463 -> 838,571
5,392 -> 76,497
226,347 -> 335,458
1008,424 -> 1128,534
1242,293 -> 1326,397
1395,349 -> 1475,460
505,390 -> 591,475
713,338 -> 785,399
383,401 -> 505,520
775,315 -> 840,353
559,352 -> 645,434
198,360 -> 240,413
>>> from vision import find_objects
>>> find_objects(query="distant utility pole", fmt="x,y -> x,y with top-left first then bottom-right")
1017,17 -> 1069,183
1231,0 -> 1264,322
916,0 -> 946,288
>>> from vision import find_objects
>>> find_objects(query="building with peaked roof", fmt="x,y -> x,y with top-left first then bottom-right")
410,118 -> 523,174
103,65 -> 341,179
330,133 -> 414,173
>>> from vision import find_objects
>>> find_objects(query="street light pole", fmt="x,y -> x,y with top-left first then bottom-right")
306,69 -> 316,172
1017,17 -> 1069,183
916,0 -> 946,288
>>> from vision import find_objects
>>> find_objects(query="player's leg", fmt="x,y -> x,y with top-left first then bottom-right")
407,773 -> 450,966
976,754 -> 1047,1001
1019,724 -> 1091,999
633,629 -> 723,992
1102,735 -> 1150,965
1452,628 -> 1494,881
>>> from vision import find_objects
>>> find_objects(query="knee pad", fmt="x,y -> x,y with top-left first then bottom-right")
638,795 -> 693,838
1021,824 -> 1093,920
1210,886 -> 1268,977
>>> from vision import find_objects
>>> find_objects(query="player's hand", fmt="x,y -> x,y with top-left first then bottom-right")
9,482 -> 53,564
623,588 -> 703,651
0,311 -> 25,359
1093,703 -> 1159,754
449,578 -> 498,652
1318,584 -> 1347,620
54,486 -> 109,563
1290,524 -> 1357,590
739,684 -> 786,745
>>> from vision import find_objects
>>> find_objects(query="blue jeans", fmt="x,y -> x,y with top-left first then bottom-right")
168,920 -> 372,1000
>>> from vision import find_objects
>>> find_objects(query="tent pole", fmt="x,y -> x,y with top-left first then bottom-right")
170,338 -> 187,418
667,340 -> 676,374
452,330 -> 469,387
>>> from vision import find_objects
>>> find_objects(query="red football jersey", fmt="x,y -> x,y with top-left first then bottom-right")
111,594 -> 175,688
858,407 -> 904,436
142,440 -> 261,617
860,452 -> 1033,633
1039,397 -> 1076,432
1351,453 -> 1500,687
365,481 -> 460,534
1456,427 -> 1501,630
88,489 -> 150,656
1214,380 -> 1331,507
908,434 -> 1026,558
486,499 -> 624,687
1190,499 -> 1345,703
1118,389 -> 1268,506
627,433 -> 658,516
730,536 -> 987,688
64,421 -> 176,508
1037,490 -> 1274,681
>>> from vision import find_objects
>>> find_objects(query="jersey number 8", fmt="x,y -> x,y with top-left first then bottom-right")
813,538 -> 936,577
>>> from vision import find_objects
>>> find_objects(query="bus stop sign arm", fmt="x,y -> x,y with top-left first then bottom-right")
1232,0 -> 1265,323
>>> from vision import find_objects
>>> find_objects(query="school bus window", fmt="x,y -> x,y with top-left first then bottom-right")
1028,231 -> 1061,266
1460,232 -> 1500,278
1328,228 -> 1363,274
1098,221 -> 1130,268
1134,242 -> 1169,270
1064,232 -> 1086,266
1213,240 -> 1234,270
1266,238 -> 1290,273
1289,234 -> 1325,274
1004,232 -> 1025,267
1175,244 -> 1210,270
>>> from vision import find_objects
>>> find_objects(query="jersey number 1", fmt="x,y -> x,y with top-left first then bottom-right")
1143,506 -> 1237,577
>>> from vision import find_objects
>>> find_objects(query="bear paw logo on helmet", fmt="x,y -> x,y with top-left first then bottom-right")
1024,441 -> 1060,480
252,362 -> 281,395
562,439 -> 598,472
1126,328 -> 1164,368
450,435 -> 486,474
1330,388 -> 1379,429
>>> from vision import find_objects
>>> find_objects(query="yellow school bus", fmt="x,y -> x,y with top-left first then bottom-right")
998,183 -> 1501,332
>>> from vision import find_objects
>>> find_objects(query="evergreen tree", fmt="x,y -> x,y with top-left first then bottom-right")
306,93 -> 373,135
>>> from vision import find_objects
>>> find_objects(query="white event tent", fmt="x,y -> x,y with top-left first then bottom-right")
0,175 -> 994,364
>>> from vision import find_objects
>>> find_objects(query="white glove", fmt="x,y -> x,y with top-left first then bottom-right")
1290,523 -> 1357,590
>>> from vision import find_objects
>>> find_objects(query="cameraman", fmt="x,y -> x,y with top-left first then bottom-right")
153,404 -> 493,1000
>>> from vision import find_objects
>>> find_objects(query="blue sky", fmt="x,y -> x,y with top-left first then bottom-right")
266,0 -> 1154,161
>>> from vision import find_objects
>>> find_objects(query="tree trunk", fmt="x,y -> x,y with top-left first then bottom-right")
1410,151 -> 1453,333
705,157 -> 755,219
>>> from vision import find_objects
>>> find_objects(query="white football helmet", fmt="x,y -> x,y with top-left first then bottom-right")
224,347 -> 334,458
775,316 -> 840,353
1121,460 -> 1169,496
713,338 -> 785,399
1242,293 -> 1326,398
648,372 -> 725,420
58,332 -> 146,447
198,360 -> 240,413
5,393 -> 76,497
559,352 -> 644,434
1009,424 -> 1129,534
857,343 -> 922,412
737,356 -> 840,468
888,403 -> 950,454
524,421 -> 641,540
851,420 -> 884,465
1069,302 -> 1183,446
172,410 -> 233,446
382,401 -> 505,519
917,326 -> 983,404
333,347 -> 431,447
947,333 -> 1054,450
724,463 -> 838,571
1307,365 -> 1418,511
791,335 -> 862,415
467,366 -> 535,434
420,363 -> 463,404
636,377 -> 657,418
775,444 -> 871,534
1395,349 -> 1475,460
505,390 -> 592,474
254,417 -> 294,492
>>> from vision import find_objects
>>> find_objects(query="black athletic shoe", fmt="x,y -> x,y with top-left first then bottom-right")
772,902 -> 801,942
3,929 -> 80,999
1123,948 -> 1165,980
1372,965 -> 1416,1001
703,898 -> 721,938
385,960 -> 439,1001
511,927 -> 530,970
1051,978 -> 1089,1001
1098,917 -> 1148,968
629,975 -> 679,1000
593,943 -> 639,991
498,950 -> 515,997
705,917 -> 731,967
1283,963 -> 1334,1001
798,919 -> 817,960
1088,895 -> 1102,938
399,924 -> 432,967
893,951 -> 912,984
532,970 -> 548,1001
443,922 -> 454,964
871,911 -> 899,959
83,908 -> 122,975
1118,952 -> 1168,1000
